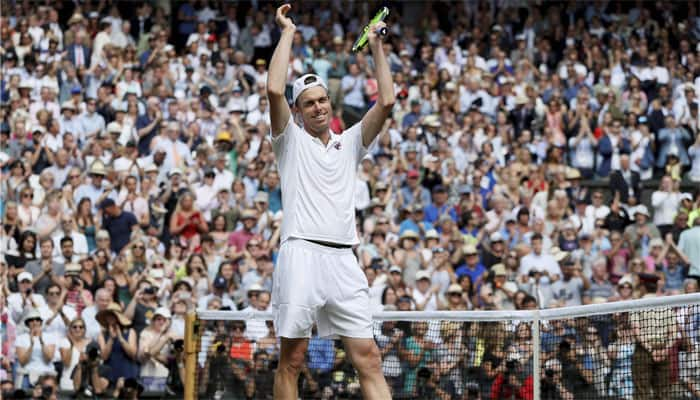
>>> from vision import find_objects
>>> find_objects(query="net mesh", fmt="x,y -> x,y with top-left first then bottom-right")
190,293 -> 700,399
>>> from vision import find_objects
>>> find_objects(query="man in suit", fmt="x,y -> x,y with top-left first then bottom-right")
66,31 -> 91,70
656,115 -> 692,170
597,119 -> 631,177
609,154 -> 641,204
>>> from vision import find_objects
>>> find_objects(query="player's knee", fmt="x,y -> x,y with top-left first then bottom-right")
355,345 -> 383,376
278,349 -> 306,376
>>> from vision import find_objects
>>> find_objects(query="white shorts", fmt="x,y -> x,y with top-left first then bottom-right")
271,238 -> 372,339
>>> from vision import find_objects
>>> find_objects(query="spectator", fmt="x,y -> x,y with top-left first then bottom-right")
100,198 -> 138,254
15,309 -> 56,389
58,317 -> 90,391
138,307 -> 175,392
95,303 -> 139,385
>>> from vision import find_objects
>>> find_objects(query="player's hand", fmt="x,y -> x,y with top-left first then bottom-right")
368,21 -> 387,48
275,4 -> 296,32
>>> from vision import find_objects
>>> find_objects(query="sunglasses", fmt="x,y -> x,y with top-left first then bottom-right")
22,193 -> 33,198
47,291 -> 61,296
133,245 -> 144,249
448,292 -> 462,296
71,325 -> 85,329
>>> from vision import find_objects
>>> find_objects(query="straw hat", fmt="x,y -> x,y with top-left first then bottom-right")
96,302 -> 131,327
399,230 -> 419,241
89,160 -> 107,176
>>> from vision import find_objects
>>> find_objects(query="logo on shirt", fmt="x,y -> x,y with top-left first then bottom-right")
333,142 -> 342,150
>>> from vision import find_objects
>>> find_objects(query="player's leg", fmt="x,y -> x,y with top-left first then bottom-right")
273,337 -> 309,400
342,337 -> 392,400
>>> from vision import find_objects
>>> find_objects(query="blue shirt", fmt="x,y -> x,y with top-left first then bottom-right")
307,337 -> 335,372
136,114 -> 158,155
398,219 -> 433,237
264,186 -> 282,213
103,211 -> 138,254
423,203 -> 457,224
455,262 -> 487,283
400,186 -> 431,207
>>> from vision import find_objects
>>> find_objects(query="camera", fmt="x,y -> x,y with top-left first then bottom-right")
505,360 -> 518,371
545,368 -> 554,378
86,342 -> 101,362
143,286 -> 156,295
173,339 -> 184,352
41,385 -> 53,399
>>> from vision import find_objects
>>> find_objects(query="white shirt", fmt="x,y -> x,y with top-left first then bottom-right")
271,116 -> 370,245
194,183 -> 218,221
52,230 -> 89,259
518,252 -> 561,277
651,191 -> 682,226
412,288 -> 439,311
15,333 -> 57,382
8,293 -> 47,326
213,168 -> 235,193
585,204 -> 610,228
81,305 -> 101,340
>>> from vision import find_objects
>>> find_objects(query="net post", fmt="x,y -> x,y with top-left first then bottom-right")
184,312 -> 198,400
532,309 -> 541,400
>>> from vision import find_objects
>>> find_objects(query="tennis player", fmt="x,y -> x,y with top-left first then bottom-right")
267,4 -> 394,400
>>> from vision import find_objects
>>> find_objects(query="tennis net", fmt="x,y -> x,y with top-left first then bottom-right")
185,293 -> 700,399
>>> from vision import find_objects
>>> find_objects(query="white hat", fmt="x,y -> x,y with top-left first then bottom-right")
389,265 -> 402,274
168,168 -> 183,178
490,232 -> 504,242
18,271 -> 33,283
425,229 -> 439,239
106,121 -> 121,133
292,74 -> 328,105
153,307 -> 171,319
634,205 -> 650,217
416,270 -> 431,281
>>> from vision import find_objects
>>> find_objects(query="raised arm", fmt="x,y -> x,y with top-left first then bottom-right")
268,4 -> 296,137
361,21 -> 395,148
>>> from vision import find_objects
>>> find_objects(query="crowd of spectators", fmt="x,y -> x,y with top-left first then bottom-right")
2,0 -> 700,399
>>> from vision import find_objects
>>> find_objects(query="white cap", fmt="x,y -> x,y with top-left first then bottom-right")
18,271 -> 33,282
153,307 -> 171,319
416,270 -> 431,281
292,74 -> 328,105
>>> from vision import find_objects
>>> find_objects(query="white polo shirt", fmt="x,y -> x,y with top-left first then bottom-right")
271,116 -> 368,245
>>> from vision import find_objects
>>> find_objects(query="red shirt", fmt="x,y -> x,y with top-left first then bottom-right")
227,229 -> 254,252
65,289 -> 93,316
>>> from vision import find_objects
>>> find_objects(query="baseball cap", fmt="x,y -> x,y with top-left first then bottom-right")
18,271 -> 33,282
389,265 -> 402,274
213,276 -> 227,289
416,270 -> 431,281
153,307 -> 171,319
292,74 -> 328,105
100,198 -> 116,210
406,170 -> 420,179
